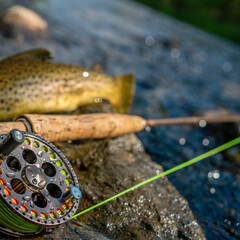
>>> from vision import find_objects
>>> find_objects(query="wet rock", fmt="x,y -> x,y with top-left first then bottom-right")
52,132 -> 205,240
0,125 -> 205,240
0,5 -> 48,41
53,221 -> 110,240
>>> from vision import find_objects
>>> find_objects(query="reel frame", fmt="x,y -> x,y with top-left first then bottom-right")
0,131 -> 81,237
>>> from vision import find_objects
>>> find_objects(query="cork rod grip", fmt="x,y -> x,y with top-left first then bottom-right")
21,114 -> 147,142
0,122 -> 27,135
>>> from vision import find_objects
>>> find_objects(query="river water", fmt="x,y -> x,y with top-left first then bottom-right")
0,0 -> 240,239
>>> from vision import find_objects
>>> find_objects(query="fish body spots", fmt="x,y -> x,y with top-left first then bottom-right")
0,58 -> 118,119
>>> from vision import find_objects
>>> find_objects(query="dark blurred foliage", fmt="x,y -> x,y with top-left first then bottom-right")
134,0 -> 240,45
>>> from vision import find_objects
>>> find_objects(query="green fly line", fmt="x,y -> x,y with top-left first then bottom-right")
0,137 -> 239,234
71,136 -> 240,219
0,198 -> 43,234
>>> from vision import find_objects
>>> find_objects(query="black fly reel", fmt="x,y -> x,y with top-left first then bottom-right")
0,129 -> 81,237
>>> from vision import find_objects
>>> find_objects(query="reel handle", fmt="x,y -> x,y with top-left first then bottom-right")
0,129 -> 25,157
20,114 -> 147,142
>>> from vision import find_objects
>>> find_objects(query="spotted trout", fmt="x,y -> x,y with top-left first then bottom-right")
0,49 -> 135,120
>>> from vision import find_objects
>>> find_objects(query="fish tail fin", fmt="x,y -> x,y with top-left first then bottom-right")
113,74 -> 135,113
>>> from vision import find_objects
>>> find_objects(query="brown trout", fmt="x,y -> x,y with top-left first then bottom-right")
0,49 -> 135,120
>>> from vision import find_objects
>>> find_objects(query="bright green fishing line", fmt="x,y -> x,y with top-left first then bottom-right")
71,136 -> 240,219
0,137 -> 239,234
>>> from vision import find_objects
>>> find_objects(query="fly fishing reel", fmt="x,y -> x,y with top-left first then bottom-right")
0,129 -> 81,237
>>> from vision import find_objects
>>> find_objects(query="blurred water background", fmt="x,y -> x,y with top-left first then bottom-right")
134,0 -> 240,45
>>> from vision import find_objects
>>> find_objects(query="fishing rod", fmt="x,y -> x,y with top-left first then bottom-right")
0,113 -> 239,142
0,112 -> 239,237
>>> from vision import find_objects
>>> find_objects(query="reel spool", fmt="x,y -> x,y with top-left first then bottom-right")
0,129 -> 81,237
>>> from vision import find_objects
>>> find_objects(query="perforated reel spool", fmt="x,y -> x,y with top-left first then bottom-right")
0,131 -> 81,237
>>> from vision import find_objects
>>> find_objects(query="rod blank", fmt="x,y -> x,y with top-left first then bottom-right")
146,114 -> 240,127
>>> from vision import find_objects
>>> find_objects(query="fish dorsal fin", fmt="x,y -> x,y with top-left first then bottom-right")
1,49 -> 52,62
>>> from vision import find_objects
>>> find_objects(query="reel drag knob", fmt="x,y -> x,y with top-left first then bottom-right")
61,186 -> 82,203
0,129 -> 24,157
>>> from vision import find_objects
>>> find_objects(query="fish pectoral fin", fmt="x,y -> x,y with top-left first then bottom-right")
1,49 -> 52,62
